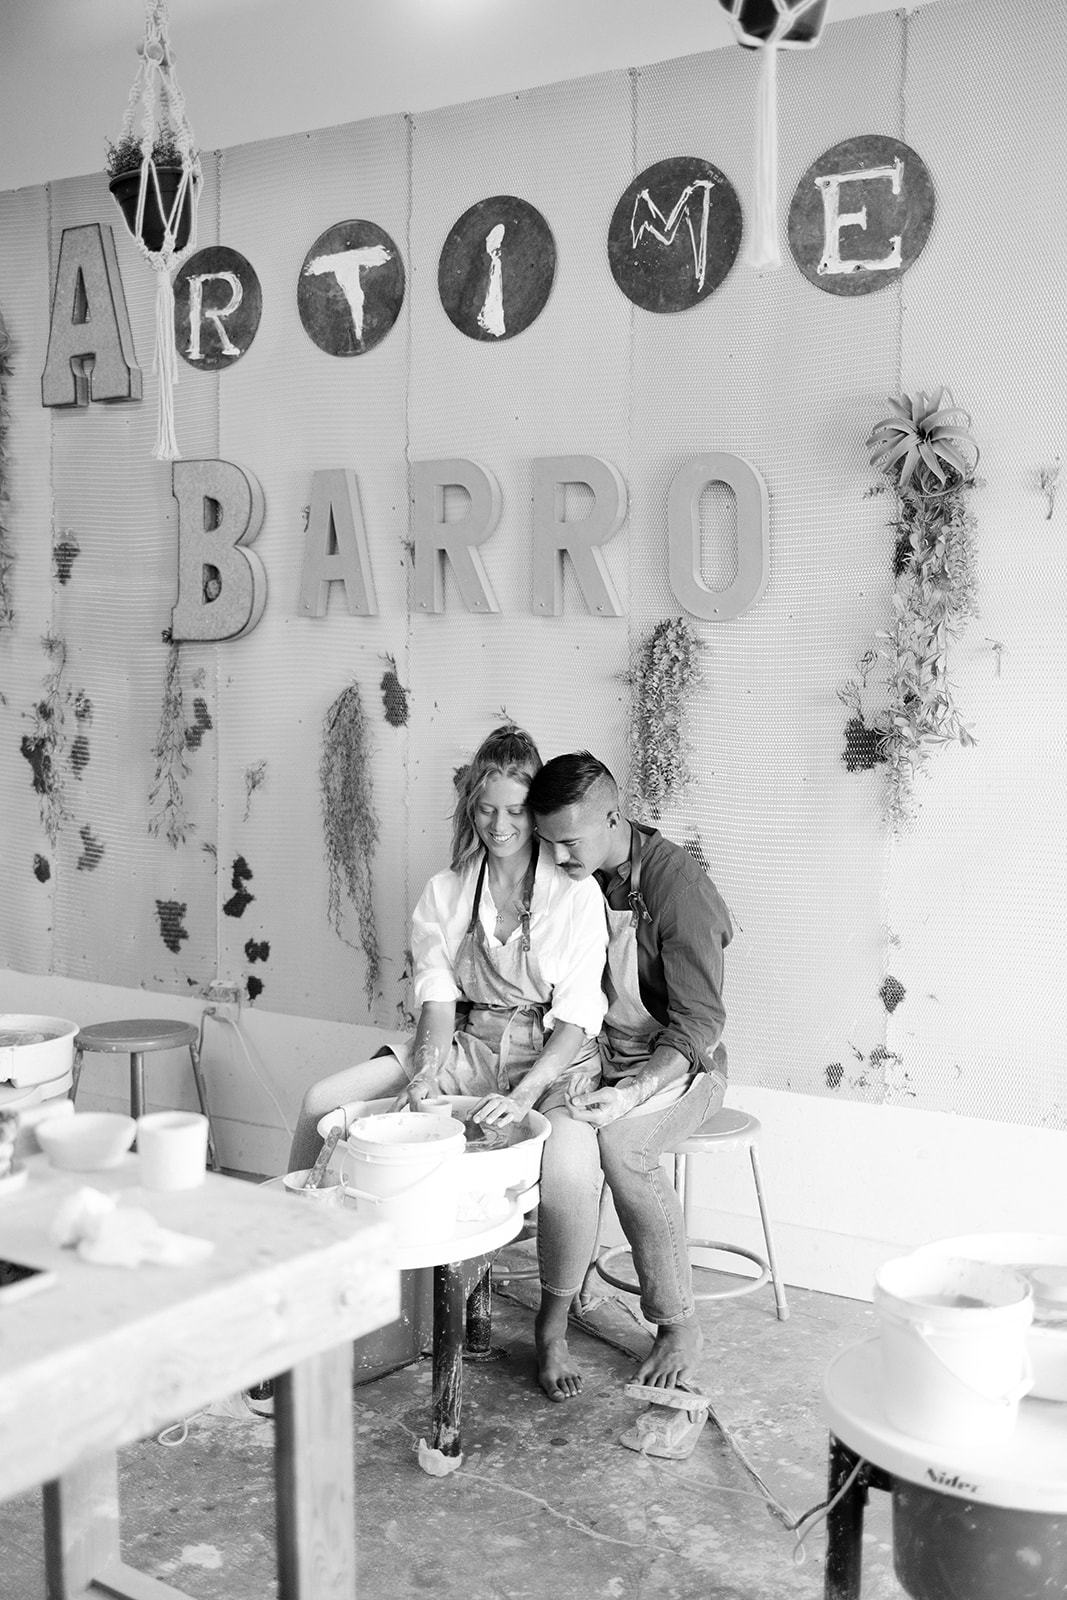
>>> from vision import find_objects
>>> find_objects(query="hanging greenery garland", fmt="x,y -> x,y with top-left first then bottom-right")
0,308 -> 13,633
147,634 -> 193,847
839,388 -> 980,834
627,616 -> 704,822
320,681 -> 380,1005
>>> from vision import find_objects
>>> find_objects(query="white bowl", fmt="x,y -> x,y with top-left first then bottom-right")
36,1112 -> 136,1171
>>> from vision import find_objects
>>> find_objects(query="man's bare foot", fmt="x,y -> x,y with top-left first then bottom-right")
536,1335 -> 582,1402
634,1317 -> 703,1389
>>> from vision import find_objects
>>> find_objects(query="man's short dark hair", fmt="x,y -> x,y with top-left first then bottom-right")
527,752 -> 617,817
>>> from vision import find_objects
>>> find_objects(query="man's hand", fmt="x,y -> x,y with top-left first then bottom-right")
566,1082 -> 641,1126
471,1092 -> 530,1127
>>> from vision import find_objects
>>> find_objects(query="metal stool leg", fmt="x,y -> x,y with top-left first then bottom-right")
749,1145 -> 790,1322
188,1039 -> 221,1171
129,1051 -> 146,1120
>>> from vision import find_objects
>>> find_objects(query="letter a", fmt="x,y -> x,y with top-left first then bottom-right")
298,469 -> 378,616
41,223 -> 142,407
171,460 -> 267,641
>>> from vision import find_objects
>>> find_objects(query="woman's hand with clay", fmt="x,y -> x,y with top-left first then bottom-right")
471,1092 -> 530,1127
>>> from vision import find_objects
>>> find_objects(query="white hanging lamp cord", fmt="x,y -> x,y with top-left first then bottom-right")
723,0 -> 828,272
116,0 -> 202,460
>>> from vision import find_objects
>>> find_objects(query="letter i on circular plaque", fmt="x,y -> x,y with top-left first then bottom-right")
438,196 -> 556,341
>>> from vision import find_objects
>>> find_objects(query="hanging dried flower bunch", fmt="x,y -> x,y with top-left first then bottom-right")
320,681 -> 380,1005
20,634 -> 71,847
148,635 -> 193,847
627,616 -> 704,822
840,388 -> 980,833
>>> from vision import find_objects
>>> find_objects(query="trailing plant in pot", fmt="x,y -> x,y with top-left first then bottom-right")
105,132 -> 194,254
627,616 -> 704,822
320,681 -> 381,1006
839,388 -> 980,834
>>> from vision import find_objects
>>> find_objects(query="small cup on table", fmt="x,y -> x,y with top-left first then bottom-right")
137,1111 -> 210,1191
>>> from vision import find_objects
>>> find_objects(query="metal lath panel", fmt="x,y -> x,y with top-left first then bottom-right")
883,0 -> 1067,1126
215,119 -> 412,1024
0,186 -> 56,975
405,72 -> 635,903
42,171 -> 222,994
630,16 -> 903,1100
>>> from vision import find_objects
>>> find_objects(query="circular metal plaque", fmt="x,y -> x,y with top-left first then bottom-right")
608,156 -> 742,313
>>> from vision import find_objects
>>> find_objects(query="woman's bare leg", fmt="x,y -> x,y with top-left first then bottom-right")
287,1053 -> 407,1172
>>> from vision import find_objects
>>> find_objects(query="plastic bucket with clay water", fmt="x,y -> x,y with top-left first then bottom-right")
874,1252 -> 1034,1448
343,1112 -> 466,1244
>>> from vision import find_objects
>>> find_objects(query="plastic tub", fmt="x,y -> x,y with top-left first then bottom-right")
874,1252 -> 1033,1448
915,1234 -> 1067,1402
0,1016 -> 78,1088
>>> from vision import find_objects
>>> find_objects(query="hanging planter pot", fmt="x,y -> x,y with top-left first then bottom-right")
104,2 -> 202,461
108,163 -> 193,255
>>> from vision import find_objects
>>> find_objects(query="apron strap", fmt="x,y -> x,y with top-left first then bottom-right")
469,839 -> 540,952
626,825 -> 651,929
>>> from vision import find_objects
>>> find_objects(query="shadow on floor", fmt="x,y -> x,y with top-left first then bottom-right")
1,1264 -> 909,1599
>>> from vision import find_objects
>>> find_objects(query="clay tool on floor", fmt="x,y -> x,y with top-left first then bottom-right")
304,1125 -> 341,1188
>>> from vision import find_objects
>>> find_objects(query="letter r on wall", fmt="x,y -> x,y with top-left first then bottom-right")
412,459 -> 501,614
531,456 -> 626,617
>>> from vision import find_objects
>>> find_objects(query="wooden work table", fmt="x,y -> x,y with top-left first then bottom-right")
0,1155 -> 399,1600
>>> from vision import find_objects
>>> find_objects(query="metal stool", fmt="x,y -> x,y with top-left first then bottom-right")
596,1107 -> 789,1320
72,1019 -> 220,1171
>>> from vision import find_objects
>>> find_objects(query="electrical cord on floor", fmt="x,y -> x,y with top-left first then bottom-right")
200,1007 -> 293,1136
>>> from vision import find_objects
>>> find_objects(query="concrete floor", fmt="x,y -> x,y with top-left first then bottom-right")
2,1250 -> 910,1600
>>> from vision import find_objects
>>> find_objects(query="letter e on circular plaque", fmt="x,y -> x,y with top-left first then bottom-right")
788,135 -> 935,296
298,220 -> 405,356
608,156 -> 742,313
438,196 -> 556,342
175,246 -> 262,369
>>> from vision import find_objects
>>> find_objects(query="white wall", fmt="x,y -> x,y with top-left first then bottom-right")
0,0 -> 944,192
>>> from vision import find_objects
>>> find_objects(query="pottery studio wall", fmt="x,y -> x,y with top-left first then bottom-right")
1,0 -> 1064,1286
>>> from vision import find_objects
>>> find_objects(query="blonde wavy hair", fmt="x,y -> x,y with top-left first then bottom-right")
450,723 -> 542,874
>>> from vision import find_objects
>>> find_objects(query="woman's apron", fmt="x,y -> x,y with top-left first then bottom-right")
406,842 -> 599,1108
600,827 -> 689,1116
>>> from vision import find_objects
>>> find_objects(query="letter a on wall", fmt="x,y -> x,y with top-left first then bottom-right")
41,223 -> 142,406
297,469 -> 378,616
171,460 -> 267,641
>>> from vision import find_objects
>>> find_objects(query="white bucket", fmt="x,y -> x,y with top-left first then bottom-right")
874,1253 -> 1034,1448
343,1112 -> 466,1244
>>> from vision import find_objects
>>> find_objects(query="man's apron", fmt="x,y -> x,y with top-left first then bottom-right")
600,827 -> 689,1115
403,842 -> 598,1106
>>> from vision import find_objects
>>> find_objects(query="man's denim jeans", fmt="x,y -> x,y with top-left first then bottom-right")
538,1070 -> 726,1325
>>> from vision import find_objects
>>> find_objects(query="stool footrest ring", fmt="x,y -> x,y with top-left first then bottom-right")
595,1239 -> 771,1302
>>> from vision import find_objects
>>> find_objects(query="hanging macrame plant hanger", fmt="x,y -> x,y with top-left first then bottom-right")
109,0 -> 201,461
719,0 -> 829,271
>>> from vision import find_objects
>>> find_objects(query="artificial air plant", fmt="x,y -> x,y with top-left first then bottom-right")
840,388 -> 980,834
